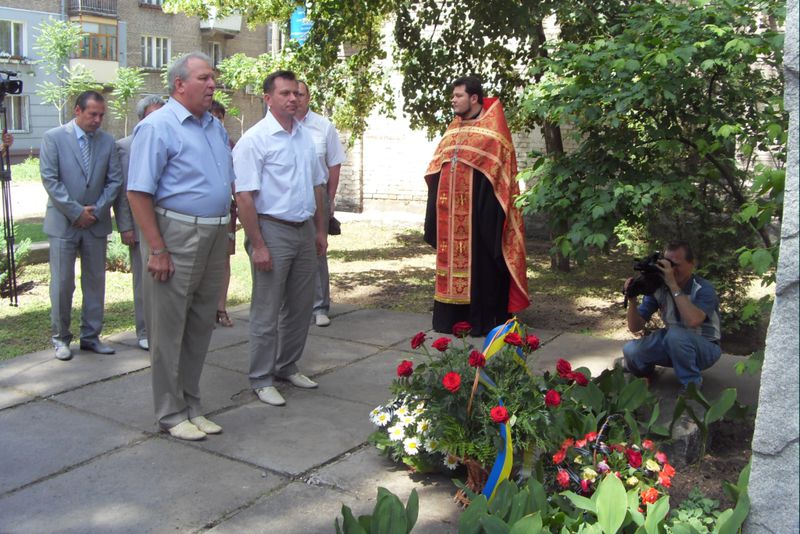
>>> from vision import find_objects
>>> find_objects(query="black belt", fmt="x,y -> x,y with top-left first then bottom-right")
258,214 -> 307,228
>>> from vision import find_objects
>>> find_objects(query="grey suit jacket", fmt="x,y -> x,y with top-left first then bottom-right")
113,134 -> 138,240
40,120 -> 123,239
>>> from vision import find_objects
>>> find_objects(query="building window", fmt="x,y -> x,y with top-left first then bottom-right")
5,95 -> 29,133
209,42 -> 222,67
141,36 -> 170,69
0,20 -> 24,57
78,22 -> 117,61
140,0 -> 164,6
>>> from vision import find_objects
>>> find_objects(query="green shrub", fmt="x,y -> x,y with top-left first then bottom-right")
335,487 -> 418,534
0,224 -> 32,292
106,232 -> 131,273
10,157 -> 41,184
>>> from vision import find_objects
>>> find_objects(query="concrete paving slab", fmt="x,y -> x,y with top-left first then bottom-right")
0,438 -> 284,534
0,344 -> 150,398
313,447 -> 461,532
195,392 -> 375,476
0,400 -> 144,494
206,333 -> 382,377
0,385 -> 35,410
208,319 -> 252,352
527,332 -> 625,377
54,365 -> 250,432
309,309 -> 432,347
317,351 -> 405,408
106,330 -> 146,350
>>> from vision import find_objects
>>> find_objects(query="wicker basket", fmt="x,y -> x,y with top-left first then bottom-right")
453,457 -> 489,507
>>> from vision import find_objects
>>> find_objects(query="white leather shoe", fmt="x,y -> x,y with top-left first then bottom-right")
285,373 -> 318,389
54,342 -> 72,361
167,420 -> 206,441
314,313 -> 331,327
255,386 -> 286,406
190,416 -> 222,434
137,338 -> 149,351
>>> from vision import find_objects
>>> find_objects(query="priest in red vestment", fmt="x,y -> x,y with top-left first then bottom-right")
424,76 -> 530,336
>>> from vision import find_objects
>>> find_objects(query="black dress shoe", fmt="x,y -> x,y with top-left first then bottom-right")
80,340 -> 116,354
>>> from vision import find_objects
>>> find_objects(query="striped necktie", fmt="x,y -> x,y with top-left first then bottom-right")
80,134 -> 91,175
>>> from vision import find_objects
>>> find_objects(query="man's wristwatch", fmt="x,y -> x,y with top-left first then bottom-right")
672,289 -> 682,298
150,247 -> 168,256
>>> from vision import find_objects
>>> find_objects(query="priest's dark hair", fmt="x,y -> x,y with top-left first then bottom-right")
452,76 -> 483,105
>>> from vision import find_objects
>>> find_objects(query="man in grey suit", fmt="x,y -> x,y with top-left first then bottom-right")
113,95 -> 165,351
40,90 -> 122,361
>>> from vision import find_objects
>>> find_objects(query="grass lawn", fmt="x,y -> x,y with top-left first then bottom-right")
12,220 -> 47,243
9,157 -> 41,184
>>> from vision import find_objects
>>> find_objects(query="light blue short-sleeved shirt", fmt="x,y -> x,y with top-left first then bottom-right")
127,98 -> 233,217
299,110 -> 346,183
232,111 -> 325,222
639,275 -> 721,342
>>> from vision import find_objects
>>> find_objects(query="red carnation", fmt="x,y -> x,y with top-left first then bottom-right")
410,332 -> 426,349
655,451 -> 668,464
641,487 -> 659,504
556,359 -> 572,377
556,469 -> 570,488
431,337 -> 451,352
584,431 -> 598,442
569,371 -> 589,386
526,335 -> 541,351
468,350 -> 486,368
580,479 -> 591,494
396,360 -> 413,377
658,472 -> 672,488
442,372 -> 461,393
552,449 -> 566,465
544,389 -> 561,407
490,406 -> 510,424
662,463 -> 675,477
641,439 -> 655,450
626,448 -> 643,468
452,321 -> 472,337
504,332 -> 523,346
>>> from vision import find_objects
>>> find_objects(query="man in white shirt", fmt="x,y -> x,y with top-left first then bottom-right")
296,81 -> 346,327
233,70 -> 328,407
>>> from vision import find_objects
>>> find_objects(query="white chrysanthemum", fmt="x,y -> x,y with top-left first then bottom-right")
403,437 -> 421,455
424,438 -> 440,452
374,412 -> 391,427
443,455 -> 459,470
396,405 -> 409,417
416,419 -> 431,434
399,414 -> 416,427
388,424 -> 405,441
413,404 -> 425,415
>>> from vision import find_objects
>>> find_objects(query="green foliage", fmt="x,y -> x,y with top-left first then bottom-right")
517,0 -> 786,324
734,349 -> 764,376
10,157 -> 41,184
106,233 -> 131,273
0,224 -> 32,291
670,386 -> 744,459
668,488 -> 722,534
109,67 -> 146,136
334,487 -> 418,534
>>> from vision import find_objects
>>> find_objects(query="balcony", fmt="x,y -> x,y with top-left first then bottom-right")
199,12 -> 242,38
68,0 -> 118,17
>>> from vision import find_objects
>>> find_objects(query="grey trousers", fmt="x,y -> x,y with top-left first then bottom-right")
48,232 -> 107,345
130,241 -> 146,341
142,213 -> 227,430
313,195 -> 331,314
247,218 -> 316,389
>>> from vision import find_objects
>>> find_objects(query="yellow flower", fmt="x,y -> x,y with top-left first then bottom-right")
574,456 -> 583,465
626,476 -> 639,487
645,459 -> 661,472
582,468 -> 598,481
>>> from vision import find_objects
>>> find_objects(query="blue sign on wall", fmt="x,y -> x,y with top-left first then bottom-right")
290,7 -> 313,45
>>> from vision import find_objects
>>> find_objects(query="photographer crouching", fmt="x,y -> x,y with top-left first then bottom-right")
619,241 -> 722,391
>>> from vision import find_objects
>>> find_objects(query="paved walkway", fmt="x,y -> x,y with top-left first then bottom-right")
0,303 -> 761,533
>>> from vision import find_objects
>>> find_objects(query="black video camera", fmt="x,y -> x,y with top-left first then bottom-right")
622,252 -> 676,306
0,70 -> 23,99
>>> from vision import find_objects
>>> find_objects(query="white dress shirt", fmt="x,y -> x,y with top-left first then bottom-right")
299,110 -> 346,183
232,111 -> 325,222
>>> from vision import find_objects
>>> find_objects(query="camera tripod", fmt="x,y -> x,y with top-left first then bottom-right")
1,96 -> 19,306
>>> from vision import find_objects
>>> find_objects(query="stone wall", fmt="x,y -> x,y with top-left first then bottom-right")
746,1 -> 799,532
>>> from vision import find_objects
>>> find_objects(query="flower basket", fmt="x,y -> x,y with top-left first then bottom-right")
453,457 -> 489,507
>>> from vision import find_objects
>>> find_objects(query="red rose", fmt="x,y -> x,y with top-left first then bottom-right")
556,469 -> 570,488
641,487 -> 659,504
490,406 -> 510,424
452,321 -> 472,337
526,335 -> 541,351
410,332 -> 426,349
552,449 -> 566,465
544,389 -> 561,407
584,431 -> 598,442
468,350 -> 486,368
662,463 -> 675,477
569,371 -> 589,386
431,337 -> 451,352
575,438 -> 587,448
442,372 -> 461,393
658,472 -> 672,488
641,439 -> 654,450
504,332 -> 523,346
561,438 -> 575,449
396,360 -> 413,377
626,448 -> 643,468
556,359 -> 572,377
580,479 -> 591,493
655,451 -> 668,464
